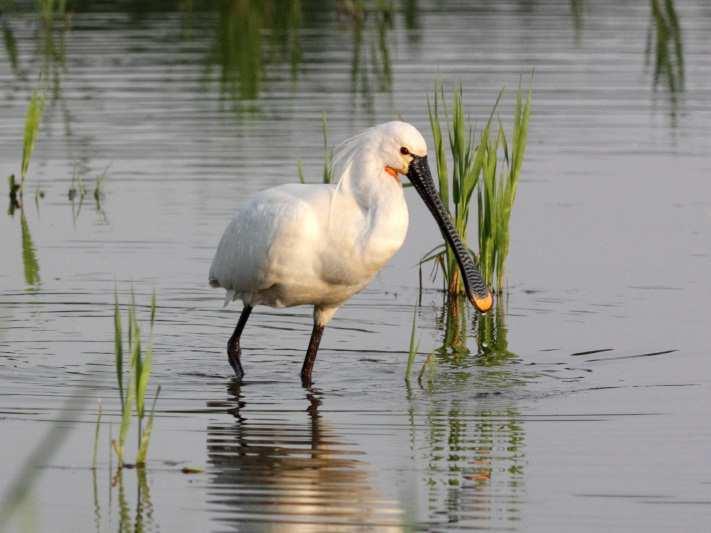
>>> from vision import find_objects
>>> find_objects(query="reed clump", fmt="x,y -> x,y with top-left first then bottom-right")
112,288 -> 160,468
422,81 -> 532,295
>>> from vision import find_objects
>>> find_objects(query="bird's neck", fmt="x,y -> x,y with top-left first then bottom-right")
341,158 -> 403,210
335,158 -> 408,268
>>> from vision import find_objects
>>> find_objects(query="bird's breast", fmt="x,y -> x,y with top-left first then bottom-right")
321,193 -> 409,285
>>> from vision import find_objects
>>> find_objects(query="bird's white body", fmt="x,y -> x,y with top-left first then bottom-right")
209,121 -> 425,325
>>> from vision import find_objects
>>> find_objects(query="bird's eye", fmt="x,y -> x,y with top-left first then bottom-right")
400,146 -> 410,155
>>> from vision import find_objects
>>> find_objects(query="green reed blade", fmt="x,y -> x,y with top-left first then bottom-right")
321,112 -> 333,184
149,289 -> 157,330
136,385 -> 161,466
20,90 -> 46,186
131,315 -> 143,419
420,251 -> 446,268
114,288 -> 124,410
296,159 -> 305,184
115,361 -> 134,466
136,330 -> 152,422
427,82 -> 449,209
405,307 -> 419,382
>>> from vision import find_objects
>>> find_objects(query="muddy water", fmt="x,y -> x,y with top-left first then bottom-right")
1,1 -> 711,531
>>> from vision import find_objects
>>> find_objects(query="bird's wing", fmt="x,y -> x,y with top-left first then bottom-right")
209,184 -> 332,297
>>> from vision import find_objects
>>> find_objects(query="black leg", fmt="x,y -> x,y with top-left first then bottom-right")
300,323 -> 325,387
227,305 -> 252,379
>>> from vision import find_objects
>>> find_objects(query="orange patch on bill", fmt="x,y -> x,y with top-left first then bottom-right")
471,291 -> 493,313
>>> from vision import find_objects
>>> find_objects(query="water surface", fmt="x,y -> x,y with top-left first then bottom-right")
1,1 -> 711,531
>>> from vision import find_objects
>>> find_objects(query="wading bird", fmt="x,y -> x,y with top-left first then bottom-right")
209,121 -> 492,386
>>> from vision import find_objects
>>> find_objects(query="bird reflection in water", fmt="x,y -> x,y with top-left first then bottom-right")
205,381 -> 405,531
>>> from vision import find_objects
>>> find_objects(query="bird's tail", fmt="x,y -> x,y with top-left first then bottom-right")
222,289 -> 236,307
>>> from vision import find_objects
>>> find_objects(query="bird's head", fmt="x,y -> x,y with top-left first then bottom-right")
373,121 -> 428,179
366,121 -> 494,313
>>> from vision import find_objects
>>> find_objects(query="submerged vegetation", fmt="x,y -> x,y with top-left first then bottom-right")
422,82 -> 532,296
112,288 -> 160,468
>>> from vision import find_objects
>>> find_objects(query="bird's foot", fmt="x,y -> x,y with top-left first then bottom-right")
300,371 -> 313,388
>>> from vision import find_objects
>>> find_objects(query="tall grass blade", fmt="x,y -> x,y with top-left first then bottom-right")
129,300 -> 144,452
427,83 -> 448,209
136,325 -> 152,421
20,90 -> 46,187
321,112 -> 333,184
296,159 -> 305,184
114,365 -> 134,466
114,288 -> 124,407
404,307 -> 419,382
149,289 -> 157,329
136,385 -> 161,466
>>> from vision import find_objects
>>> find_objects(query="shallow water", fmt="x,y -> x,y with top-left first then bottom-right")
1,0 -> 711,531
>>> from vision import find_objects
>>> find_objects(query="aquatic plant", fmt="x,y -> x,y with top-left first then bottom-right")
320,112 -> 334,184
422,82 -> 532,294
421,83 -> 488,296
67,165 -> 109,221
477,83 -> 532,292
404,306 -> 420,383
112,288 -> 160,467
19,89 -> 46,193
67,163 -> 86,202
93,166 -> 108,207
297,112 -> 334,184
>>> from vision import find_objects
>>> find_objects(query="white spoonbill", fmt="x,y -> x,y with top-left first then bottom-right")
209,121 -> 493,385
